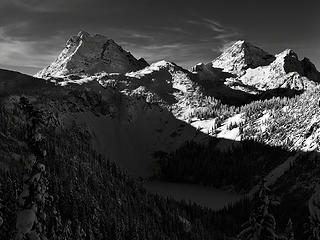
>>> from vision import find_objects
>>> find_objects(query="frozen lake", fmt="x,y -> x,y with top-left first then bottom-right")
144,181 -> 243,210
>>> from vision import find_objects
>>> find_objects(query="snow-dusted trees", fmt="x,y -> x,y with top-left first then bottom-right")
284,219 -> 295,240
0,183 -> 3,229
14,97 -> 49,240
15,155 -> 48,240
19,97 -> 46,159
307,183 -> 320,240
237,181 -> 281,240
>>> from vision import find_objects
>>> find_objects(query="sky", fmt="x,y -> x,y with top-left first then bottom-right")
0,0 -> 319,75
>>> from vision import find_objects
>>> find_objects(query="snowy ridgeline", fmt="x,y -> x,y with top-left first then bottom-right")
35,32 -> 320,110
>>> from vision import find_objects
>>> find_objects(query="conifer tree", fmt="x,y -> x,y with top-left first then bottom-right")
15,155 -> 48,240
284,219 -> 294,240
0,183 -> 3,228
237,180 -> 280,240
307,183 -> 320,240
15,97 -> 50,240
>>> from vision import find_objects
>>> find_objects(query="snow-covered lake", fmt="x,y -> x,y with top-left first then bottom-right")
144,181 -> 242,210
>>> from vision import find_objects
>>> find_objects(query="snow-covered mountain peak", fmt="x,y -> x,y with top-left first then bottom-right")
211,40 -> 275,75
239,48 -> 317,91
191,41 -> 320,98
35,31 -> 148,79
76,30 -> 90,40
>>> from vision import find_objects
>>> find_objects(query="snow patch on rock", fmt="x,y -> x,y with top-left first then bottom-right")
191,118 -> 217,136
215,113 -> 244,152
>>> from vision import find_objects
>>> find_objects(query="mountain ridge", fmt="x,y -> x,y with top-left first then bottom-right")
35,32 -> 320,102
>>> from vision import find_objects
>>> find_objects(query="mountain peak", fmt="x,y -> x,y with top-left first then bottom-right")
221,40 -> 267,55
229,40 -> 251,49
35,31 -> 148,79
273,49 -> 304,75
211,40 -> 276,75
276,49 -> 299,59
77,30 -> 90,38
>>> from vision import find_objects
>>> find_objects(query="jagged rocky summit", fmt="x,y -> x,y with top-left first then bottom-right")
192,40 -> 320,93
35,31 -> 148,79
210,40 -> 276,75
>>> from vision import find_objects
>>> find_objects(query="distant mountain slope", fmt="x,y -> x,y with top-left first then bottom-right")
35,31 -> 148,78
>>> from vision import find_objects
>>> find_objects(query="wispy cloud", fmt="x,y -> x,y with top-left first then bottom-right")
183,17 -> 242,56
128,33 -> 155,40
11,0 -> 62,13
184,17 -> 241,42
161,27 -> 190,34
213,31 -> 241,40
0,39 -> 57,68
143,43 -> 186,50
202,18 -> 225,33
185,18 -> 226,33
0,25 -> 63,73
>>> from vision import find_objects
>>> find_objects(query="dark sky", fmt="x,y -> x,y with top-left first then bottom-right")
0,0 -> 319,75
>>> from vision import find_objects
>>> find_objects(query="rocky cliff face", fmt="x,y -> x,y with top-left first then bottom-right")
35,31 -> 148,79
